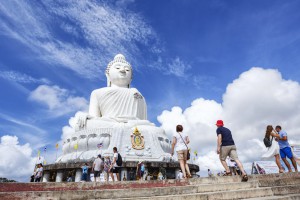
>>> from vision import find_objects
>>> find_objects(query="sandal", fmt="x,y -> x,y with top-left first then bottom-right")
187,174 -> 192,178
223,171 -> 232,176
241,174 -> 248,182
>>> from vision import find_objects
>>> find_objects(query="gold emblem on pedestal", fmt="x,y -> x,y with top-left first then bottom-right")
131,127 -> 145,150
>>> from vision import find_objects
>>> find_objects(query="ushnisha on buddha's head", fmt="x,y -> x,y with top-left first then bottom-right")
106,54 -> 133,88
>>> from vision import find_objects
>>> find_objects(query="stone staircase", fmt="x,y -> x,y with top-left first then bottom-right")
1,172 -> 299,200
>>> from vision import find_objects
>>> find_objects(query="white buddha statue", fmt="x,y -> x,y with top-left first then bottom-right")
57,54 -> 172,163
75,54 -> 147,129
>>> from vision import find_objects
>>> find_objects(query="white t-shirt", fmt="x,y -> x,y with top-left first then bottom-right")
173,132 -> 188,151
113,152 -> 118,167
36,167 -> 43,178
93,158 -> 103,171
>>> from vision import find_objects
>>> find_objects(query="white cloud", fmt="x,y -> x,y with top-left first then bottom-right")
165,58 -> 218,91
61,126 -> 74,142
0,0 -> 160,79
0,1 -> 193,79
0,135 -> 57,182
158,99 -> 223,149
28,85 -> 88,116
158,67 -> 300,175
0,113 -> 47,135
166,57 -> 191,77
192,75 -> 218,90
198,151 -> 223,172
115,0 -> 135,7
0,135 -> 36,181
0,70 -> 50,84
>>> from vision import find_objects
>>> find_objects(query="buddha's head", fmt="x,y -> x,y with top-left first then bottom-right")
106,54 -> 132,88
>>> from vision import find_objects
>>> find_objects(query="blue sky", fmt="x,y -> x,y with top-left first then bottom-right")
1,0 -> 300,180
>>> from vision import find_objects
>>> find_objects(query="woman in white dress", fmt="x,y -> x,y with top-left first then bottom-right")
262,125 -> 284,173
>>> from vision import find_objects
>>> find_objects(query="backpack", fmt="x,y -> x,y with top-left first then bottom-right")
116,153 -> 123,166
263,136 -> 273,148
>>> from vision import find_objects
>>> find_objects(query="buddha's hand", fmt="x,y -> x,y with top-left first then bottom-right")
71,112 -> 93,129
77,113 -> 93,128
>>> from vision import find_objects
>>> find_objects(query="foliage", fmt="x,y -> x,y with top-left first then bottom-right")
0,177 -> 17,182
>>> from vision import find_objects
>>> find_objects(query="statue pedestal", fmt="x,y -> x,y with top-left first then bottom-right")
57,122 -> 173,164
43,161 -> 199,182
51,121 -> 191,182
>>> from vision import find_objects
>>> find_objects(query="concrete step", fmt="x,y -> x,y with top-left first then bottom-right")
2,172 -> 298,193
0,178 -> 258,193
0,181 -> 258,199
98,181 -> 259,199
0,176 -> 249,193
0,180 -> 190,192
0,173 -> 299,200
119,185 -> 300,200
242,193 -> 300,200
189,172 -> 300,185
258,177 -> 300,187
1,183 -> 299,200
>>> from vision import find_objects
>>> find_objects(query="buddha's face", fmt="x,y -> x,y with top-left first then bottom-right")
108,62 -> 132,87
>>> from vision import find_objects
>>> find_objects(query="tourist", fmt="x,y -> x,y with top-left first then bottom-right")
226,157 -> 238,175
262,125 -> 284,173
30,168 -> 36,182
215,120 -> 248,182
274,125 -> 298,172
140,161 -> 145,180
159,165 -> 167,180
92,154 -> 103,182
34,163 -> 43,182
122,173 -> 127,181
110,147 -> 121,181
81,163 -> 89,182
177,170 -> 184,179
103,156 -> 112,182
136,161 -> 145,181
158,171 -> 164,180
236,166 -> 241,175
171,124 -> 192,179
208,169 -> 213,177
67,172 -> 73,182
30,174 -> 35,182
129,168 -> 135,181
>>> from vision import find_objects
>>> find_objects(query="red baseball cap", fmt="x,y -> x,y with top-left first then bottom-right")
216,120 -> 224,126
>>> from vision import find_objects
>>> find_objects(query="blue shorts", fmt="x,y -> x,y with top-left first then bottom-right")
280,147 -> 293,159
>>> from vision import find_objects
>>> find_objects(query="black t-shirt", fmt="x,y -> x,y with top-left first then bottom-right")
216,126 -> 235,146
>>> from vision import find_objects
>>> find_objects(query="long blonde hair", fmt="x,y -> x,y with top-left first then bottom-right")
265,125 -> 273,138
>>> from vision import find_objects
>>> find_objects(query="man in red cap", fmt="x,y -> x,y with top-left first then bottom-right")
215,120 -> 248,182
